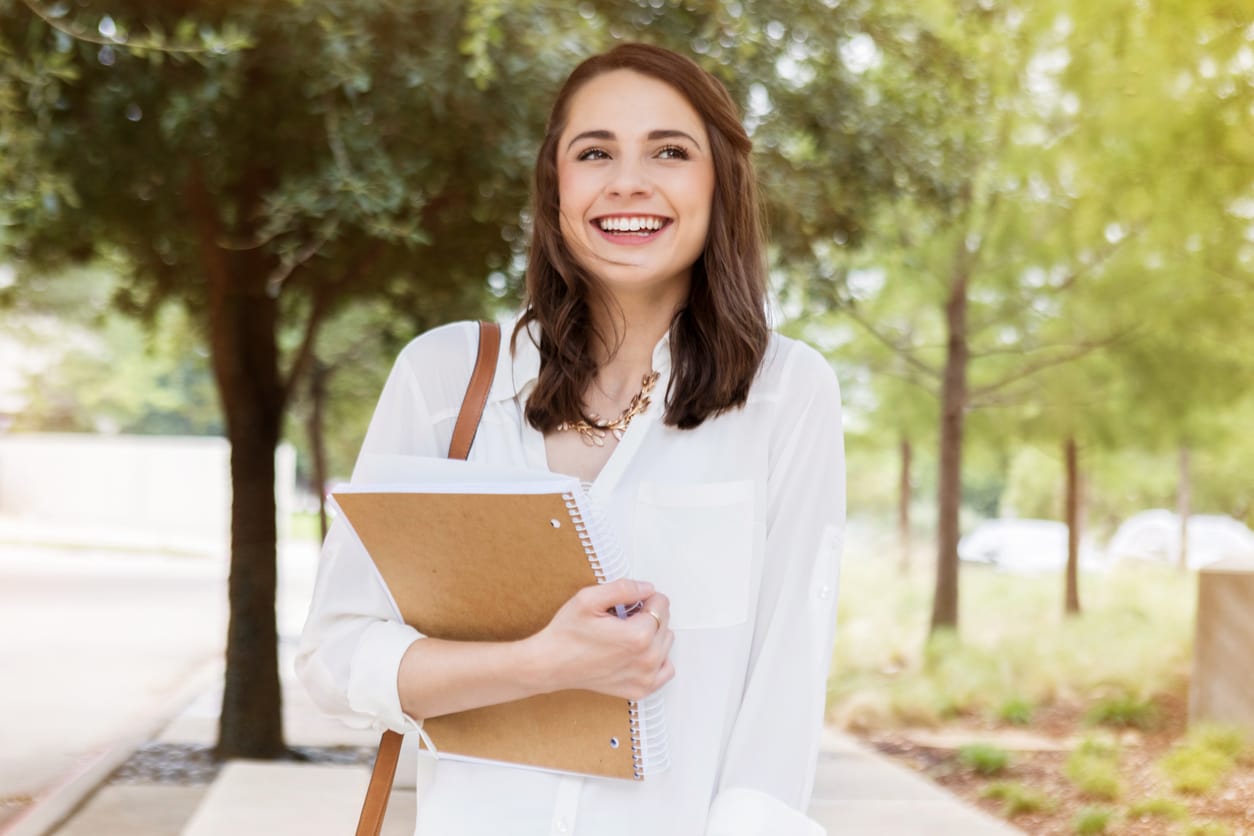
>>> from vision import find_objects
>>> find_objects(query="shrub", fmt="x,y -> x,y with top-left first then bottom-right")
1159,744 -> 1234,795
958,743 -> 1010,776
1183,822 -> 1232,836
1189,725 -> 1247,760
1126,796 -> 1187,821
1065,740 -> 1122,801
997,697 -> 1034,726
1084,693 -> 1159,730
982,781 -> 1053,817
1073,806 -> 1115,835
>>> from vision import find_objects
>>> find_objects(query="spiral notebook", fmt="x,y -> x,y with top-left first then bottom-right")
330,457 -> 669,781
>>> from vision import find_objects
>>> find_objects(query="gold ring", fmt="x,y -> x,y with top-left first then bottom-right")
646,609 -> 662,631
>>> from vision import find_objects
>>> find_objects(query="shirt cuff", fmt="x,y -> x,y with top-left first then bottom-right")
346,618 -> 424,734
706,787 -> 825,836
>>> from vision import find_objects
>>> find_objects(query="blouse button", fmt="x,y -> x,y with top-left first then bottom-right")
555,818 -> 569,833
819,584 -> 832,600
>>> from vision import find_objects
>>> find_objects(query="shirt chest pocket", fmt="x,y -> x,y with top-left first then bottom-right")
632,479 -> 755,630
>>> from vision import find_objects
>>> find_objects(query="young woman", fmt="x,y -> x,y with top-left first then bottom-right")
297,43 -> 845,836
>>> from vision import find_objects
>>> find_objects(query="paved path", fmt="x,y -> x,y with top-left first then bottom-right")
0,547 -> 227,832
18,660 -> 1019,836
2,540 -> 1019,836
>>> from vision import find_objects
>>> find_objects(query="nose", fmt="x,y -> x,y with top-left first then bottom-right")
605,158 -> 653,199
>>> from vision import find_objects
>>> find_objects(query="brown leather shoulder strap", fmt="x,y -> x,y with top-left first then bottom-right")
354,319 -> 501,836
449,320 -> 501,461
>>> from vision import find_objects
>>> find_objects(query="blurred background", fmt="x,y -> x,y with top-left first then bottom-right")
2,0 -> 1253,834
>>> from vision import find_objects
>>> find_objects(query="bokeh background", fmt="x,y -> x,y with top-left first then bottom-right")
2,1 -> 1253,834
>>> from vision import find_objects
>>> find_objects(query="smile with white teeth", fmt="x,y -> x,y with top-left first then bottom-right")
597,216 -> 667,234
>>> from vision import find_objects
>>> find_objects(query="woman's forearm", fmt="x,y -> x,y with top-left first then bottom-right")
397,635 -> 551,722
396,579 -> 673,722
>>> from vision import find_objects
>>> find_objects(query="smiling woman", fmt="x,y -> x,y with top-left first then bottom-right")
555,71 -> 714,298
297,43 -> 846,836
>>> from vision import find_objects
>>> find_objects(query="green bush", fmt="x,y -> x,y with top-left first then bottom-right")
981,781 -> 1053,817
1126,796 -> 1187,821
1159,744 -> 1234,795
1084,693 -> 1159,730
958,743 -> 1010,776
1189,725 -> 1247,760
1073,806 -> 1114,835
997,697 -> 1034,726
1065,740 -> 1122,801
1183,822 -> 1232,836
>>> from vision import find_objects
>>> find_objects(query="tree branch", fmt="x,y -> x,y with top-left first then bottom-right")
842,304 -> 944,381
265,233 -> 332,297
20,0 -> 245,54
279,243 -> 384,407
967,332 -> 1128,403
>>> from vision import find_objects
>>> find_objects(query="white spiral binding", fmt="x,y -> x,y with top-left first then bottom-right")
563,488 -> 670,780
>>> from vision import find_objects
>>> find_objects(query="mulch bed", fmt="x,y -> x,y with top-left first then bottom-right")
857,694 -> 1254,835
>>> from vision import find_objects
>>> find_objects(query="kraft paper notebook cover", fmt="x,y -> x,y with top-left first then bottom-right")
330,459 -> 669,781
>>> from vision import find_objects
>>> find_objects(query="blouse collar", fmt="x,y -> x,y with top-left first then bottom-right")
488,313 -> 673,404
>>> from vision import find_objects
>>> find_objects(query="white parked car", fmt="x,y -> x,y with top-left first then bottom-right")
1107,510 -> 1254,569
958,518 -> 1102,574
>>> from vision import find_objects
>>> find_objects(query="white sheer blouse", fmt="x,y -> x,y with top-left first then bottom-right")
296,316 -> 846,836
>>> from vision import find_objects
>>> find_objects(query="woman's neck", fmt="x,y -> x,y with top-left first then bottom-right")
588,284 -> 684,399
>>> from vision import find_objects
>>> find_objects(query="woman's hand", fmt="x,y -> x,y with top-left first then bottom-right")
526,578 -> 675,700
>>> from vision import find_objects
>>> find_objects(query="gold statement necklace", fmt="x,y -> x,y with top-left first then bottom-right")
558,371 -> 660,447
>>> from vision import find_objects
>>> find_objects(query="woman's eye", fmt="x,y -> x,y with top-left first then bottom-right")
657,145 -> 690,160
577,147 -> 610,161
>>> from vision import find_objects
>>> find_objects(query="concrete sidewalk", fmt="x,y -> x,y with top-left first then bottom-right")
9,652 -> 1020,836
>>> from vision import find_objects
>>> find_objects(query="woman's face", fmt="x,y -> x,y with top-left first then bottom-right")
556,69 -> 715,300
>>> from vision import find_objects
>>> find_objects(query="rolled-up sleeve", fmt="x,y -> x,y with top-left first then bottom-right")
707,345 -> 845,835
295,330 -> 459,734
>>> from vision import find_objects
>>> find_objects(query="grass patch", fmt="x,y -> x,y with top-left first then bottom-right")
1157,724 -> 1247,795
1065,739 -> 1122,800
996,697 -> 1034,726
1159,745 -> 1235,795
1084,692 -> 1160,730
958,743 -> 1010,775
827,557 -> 1195,731
1182,823 -> 1232,836
982,781 -> 1053,817
1189,725 -> 1248,760
1073,806 -> 1115,834
1126,796 -> 1187,821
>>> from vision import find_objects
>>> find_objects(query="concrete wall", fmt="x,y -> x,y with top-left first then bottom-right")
1189,555 -> 1254,733
0,433 -> 296,556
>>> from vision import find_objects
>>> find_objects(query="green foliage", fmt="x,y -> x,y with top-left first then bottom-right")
1072,806 -> 1115,835
1084,693 -> 1160,731
996,697 -> 1034,726
1188,725 -> 1249,762
828,557 -> 1194,731
1065,740 -> 1122,801
1,267 -> 220,435
1125,796 -> 1187,822
981,781 -> 1053,817
1158,726 -> 1247,796
957,743 -> 1010,776
1183,823 -> 1233,836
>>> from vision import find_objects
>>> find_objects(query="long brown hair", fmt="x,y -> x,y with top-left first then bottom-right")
517,43 -> 769,431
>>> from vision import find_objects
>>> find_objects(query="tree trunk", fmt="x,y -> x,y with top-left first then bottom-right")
189,167 -> 288,759
1177,445 -> 1191,570
898,437 -> 912,573
931,268 -> 969,633
308,360 -> 330,543
1064,436 -> 1081,615
219,391 -> 286,759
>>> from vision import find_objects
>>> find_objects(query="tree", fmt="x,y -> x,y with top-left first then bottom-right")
797,0 -> 1254,632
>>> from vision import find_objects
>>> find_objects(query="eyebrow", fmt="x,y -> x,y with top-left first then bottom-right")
565,129 -> 703,152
